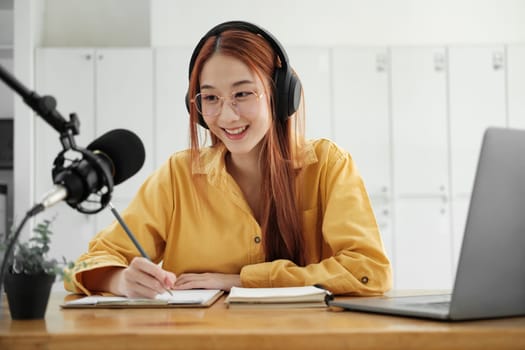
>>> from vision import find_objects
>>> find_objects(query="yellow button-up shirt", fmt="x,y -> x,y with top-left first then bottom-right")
66,138 -> 392,295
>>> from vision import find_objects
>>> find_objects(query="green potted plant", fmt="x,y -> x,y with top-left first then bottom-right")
1,218 -> 76,320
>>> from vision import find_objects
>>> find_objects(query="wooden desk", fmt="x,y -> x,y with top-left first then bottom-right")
1,292 -> 525,350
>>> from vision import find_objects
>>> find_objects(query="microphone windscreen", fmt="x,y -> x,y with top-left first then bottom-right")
87,129 -> 145,185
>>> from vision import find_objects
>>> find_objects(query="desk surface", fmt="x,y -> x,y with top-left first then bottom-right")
1,291 -> 525,350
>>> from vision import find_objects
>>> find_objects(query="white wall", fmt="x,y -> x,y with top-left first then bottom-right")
150,0 -> 525,46
36,0 -> 525,47
41,0 -> 150,47
0,9 -> 13,45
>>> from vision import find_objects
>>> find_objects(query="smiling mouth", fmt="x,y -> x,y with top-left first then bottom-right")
224,126 -> 248,135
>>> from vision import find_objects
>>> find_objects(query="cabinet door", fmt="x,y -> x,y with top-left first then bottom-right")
448,46 -> 507,260
391,48 -> 448,196
95,49 -> 154,202
394,197 -> 452,289
332,48 -> 393,264
155,47 -> 194,166
369,195 -> 394,263
287,47 -> 332,140
507,45 -> 525,128
332,47 -> 390,196
34,49 -> 96,263
448,46 -> 506,197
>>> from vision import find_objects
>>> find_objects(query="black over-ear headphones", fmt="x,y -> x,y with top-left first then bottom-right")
185,21 -> 302,129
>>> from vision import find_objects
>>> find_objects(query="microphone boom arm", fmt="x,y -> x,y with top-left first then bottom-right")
0,63 -> 80,150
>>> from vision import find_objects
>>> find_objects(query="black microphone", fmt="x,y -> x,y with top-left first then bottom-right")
33,129 -> 145,215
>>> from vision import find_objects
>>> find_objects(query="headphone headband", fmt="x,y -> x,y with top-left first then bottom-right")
188,21 -> 290,79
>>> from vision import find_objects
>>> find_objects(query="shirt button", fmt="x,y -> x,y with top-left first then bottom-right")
254,236 -> 261,244
361,276 -> 369,284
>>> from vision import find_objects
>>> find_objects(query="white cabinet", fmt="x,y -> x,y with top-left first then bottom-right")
394,197 -> 452,289
448,46 -> 507,197
390,48 -> 452,289
332,47 -> 392,259
155,47 -> 194,164
287,47 -> 332,140
448,46 -> 507,264
369,195 -> 393,261
35,48 -> 154,261
35,48 -> 154,201
35,49 -> 97,263
507,45 -> 525,128
92,49 -> 154,199
391,47 -> 448,196
332,47 -> 390,196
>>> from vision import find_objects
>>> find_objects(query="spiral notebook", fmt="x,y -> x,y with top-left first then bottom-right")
61,289 -> 224,309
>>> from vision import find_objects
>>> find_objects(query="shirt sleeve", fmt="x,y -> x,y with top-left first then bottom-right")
240,141 -> 392,295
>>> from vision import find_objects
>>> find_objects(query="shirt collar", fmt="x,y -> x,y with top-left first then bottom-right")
191,143 -> 227,176
191,140 -> 318,176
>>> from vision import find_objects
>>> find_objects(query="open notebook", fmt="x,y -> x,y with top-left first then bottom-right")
61,289 -> 224,309
225,286 -> 332,309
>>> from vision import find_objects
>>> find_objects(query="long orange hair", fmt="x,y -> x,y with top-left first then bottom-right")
188,29 -> 307,266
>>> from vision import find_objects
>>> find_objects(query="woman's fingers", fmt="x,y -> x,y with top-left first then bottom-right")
120,258 -> 177,298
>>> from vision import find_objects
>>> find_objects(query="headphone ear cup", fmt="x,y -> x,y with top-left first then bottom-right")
288,74 -> 302,117
273,68 -> 302,123
185,91 -> 191,113
185,90 -> 209,129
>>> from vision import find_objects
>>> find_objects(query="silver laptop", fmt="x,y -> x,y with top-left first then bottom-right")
330,127 -> 525,321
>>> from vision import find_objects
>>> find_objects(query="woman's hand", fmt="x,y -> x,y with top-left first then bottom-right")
114,257 -> 177,299
172,273 -> 241,291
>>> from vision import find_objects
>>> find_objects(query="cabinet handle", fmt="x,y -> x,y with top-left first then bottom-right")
85,54 -> 92,60
98,54 -> 104,60
376,53 -> 387,72
434,52 -> 445,72
492,51 -> 504,70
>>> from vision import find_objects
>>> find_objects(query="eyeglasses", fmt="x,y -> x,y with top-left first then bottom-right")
192,90 -> 265,118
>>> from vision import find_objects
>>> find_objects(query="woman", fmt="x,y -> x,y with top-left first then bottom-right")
65,21 -> 392,298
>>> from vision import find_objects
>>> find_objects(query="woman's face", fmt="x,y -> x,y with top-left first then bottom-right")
199,53 -> 271,157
